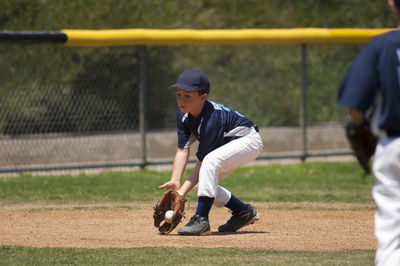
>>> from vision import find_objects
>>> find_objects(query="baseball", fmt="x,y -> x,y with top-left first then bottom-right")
164,210 -> 174,223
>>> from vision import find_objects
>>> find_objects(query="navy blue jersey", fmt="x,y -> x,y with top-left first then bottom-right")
338,30 -> 400,136
176,100 -> 256,161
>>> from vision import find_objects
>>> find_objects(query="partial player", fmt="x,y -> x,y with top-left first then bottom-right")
338,0 -> 400,264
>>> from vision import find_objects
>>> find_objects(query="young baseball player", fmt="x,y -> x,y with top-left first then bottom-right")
338,1 -> 400,264
158,70 -> 264,235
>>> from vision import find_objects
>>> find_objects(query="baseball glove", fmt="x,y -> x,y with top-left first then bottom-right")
345,118 -> 377,174
153,190 -> 186,235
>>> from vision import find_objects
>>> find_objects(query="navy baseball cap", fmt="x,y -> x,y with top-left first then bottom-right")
169,70 -> 210,94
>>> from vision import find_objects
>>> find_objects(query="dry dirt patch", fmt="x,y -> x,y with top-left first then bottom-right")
0,203 -> 376,250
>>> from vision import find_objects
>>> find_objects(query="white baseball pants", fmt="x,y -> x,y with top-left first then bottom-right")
372,137 -> 400,266
193,127 -> 263,207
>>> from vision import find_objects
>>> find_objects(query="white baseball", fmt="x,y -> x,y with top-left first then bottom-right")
164,210 -> 174,223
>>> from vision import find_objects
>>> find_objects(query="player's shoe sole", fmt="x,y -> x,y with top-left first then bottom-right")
218,204 -> 259,233
178,214 -> 211,236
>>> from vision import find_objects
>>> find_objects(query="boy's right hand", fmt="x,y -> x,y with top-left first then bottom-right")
158,180 -> 180,191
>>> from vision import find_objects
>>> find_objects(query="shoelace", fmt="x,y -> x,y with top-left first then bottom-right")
187,215 -> 200,226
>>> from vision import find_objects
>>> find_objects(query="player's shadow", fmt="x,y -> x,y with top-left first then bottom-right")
211,230 -> 269,236
168,231 -> 269,236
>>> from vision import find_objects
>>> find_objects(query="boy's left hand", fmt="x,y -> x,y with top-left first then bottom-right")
158,180 -> 180,190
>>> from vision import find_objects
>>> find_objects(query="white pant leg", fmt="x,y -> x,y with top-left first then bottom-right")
372,137 -> 400,266
191,185 -> 232,207
196,128 -> 263,207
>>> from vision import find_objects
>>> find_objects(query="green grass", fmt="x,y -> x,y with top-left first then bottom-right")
0,161 -> 376,265
0,161 -> 374,206
0,246 -> 374,266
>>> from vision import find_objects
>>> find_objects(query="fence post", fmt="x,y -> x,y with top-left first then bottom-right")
139,46 -> 147,168
300,44 -> 308,162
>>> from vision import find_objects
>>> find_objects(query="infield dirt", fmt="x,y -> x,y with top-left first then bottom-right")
0,202 -> 375,250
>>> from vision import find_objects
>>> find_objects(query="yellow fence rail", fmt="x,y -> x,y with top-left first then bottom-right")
62,28 -> 394,46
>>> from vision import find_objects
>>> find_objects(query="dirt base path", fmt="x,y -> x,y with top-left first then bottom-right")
0,203 -> 376,251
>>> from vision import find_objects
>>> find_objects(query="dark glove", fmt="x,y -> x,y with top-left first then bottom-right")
345,118 -> 378,174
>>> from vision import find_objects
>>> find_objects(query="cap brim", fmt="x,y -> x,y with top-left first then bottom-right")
168,83 -> 198,92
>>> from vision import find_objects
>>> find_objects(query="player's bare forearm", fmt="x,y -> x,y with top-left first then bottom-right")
178,160 -> 201,196
158,148 -> 190,190
171,148 -> 190,183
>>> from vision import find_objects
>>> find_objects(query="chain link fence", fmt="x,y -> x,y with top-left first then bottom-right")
0,43 -> 360,174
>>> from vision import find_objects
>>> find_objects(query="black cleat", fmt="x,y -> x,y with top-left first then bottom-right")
218,204 -> 259,232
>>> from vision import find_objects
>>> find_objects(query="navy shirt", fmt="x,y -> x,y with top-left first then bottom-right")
176,100 -> 256,161
338,30 -> 400,136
